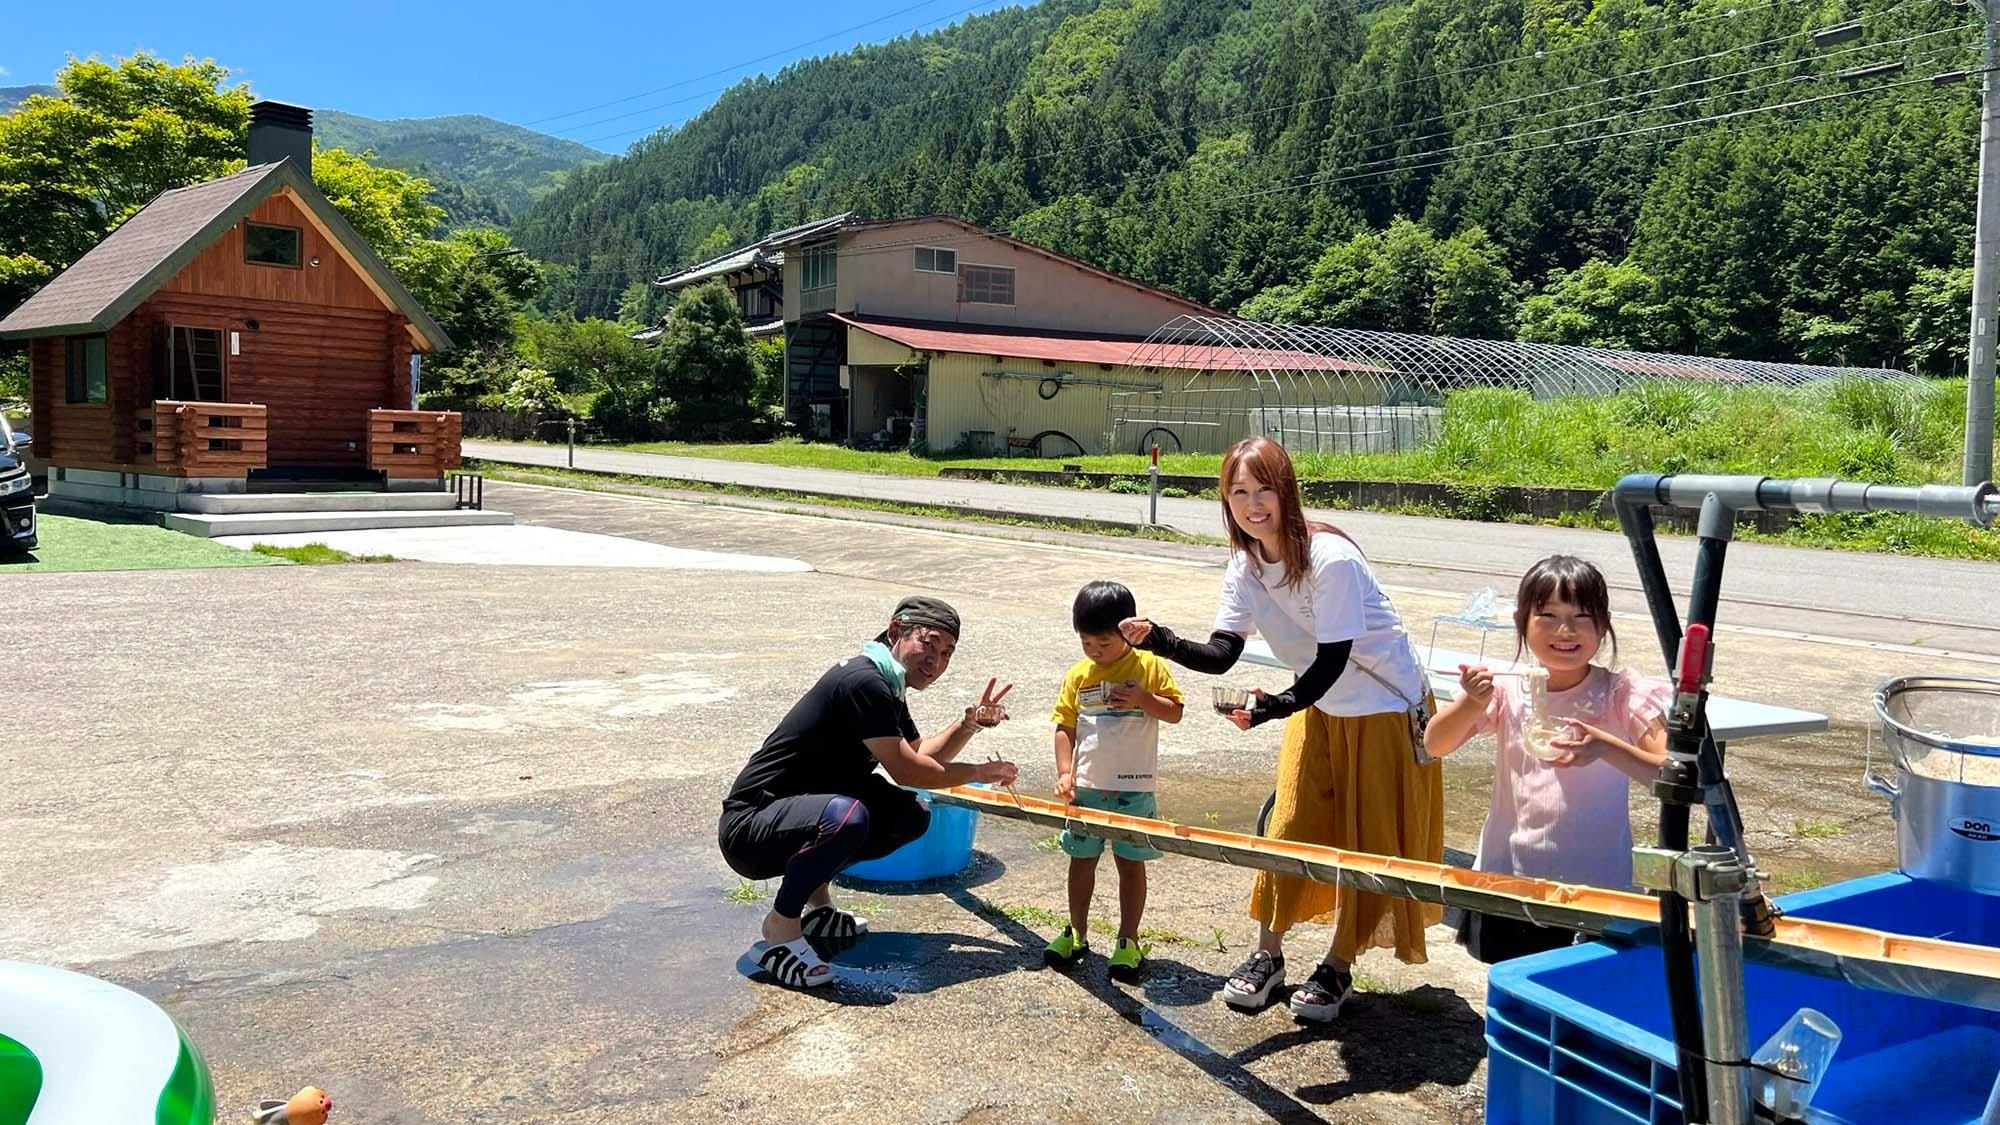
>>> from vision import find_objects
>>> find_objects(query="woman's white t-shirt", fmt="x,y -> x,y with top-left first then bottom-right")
1214,531 -> 1424,717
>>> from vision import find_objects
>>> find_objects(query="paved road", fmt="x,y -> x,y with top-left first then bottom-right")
19,485 -> 1514,1123
469,441 -> 2000,657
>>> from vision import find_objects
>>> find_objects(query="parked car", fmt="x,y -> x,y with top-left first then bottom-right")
0,415 -> 34,552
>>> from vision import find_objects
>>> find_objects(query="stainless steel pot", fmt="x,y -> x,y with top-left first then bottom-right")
1869,676 -> 2000,894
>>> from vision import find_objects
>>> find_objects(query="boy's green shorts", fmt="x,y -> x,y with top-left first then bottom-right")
1060,787 -> 1163,862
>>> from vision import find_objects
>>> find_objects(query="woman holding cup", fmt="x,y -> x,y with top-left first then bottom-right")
1120,436 -> 1442,1024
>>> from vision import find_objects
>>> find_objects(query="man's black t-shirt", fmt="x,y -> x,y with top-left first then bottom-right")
725,656 -> 921,808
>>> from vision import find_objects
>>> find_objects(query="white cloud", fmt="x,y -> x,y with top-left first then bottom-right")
0,66 -> 11,77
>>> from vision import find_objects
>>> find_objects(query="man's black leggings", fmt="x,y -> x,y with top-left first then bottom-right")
718,777 -> 930,918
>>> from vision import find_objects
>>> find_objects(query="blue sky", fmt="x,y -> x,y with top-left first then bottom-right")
5,0 -> 1023,151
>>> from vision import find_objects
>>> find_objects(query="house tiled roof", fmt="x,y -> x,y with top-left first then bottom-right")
0,161 -> 451,350
657,211 -> 1221,317
654,212 -> 851,291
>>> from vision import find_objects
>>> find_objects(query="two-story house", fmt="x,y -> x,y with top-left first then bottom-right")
657,214 -> 1371,455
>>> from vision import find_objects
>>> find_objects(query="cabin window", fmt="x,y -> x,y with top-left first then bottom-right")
162,326 -> 226,402
244,222 -> 302,268
958,263 -> 1016,306
64,335 -> 107,404
915,247 -> 957,274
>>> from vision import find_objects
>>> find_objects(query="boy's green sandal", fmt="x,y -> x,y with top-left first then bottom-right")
1044,925 -> 1089,968
1108,937 -> 1150,983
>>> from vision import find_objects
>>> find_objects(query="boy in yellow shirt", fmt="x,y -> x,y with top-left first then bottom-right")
1046,581 -> 1185,981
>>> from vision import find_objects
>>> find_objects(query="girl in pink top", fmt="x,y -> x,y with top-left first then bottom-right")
1423,554 -> 1671,964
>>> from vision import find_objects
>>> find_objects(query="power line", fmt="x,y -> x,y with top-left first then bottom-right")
836,15 -> 1973,238
753,0 -> 1957,235
1232,42 -> 1972,199
1338,0 -> 1959,156
1002,0 -> 1814,173
530,55 -> 1969,311
551,0 -> 1808,155
520,21 -> 1973,310
521,0 -> 1009,128
1218,63 -> 1975,207
560,0 -> 1024,148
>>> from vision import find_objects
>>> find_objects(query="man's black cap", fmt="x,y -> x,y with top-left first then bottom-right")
875,595 -> 961,643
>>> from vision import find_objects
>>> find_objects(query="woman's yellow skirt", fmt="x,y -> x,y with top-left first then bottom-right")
1249,706 -> 1445,964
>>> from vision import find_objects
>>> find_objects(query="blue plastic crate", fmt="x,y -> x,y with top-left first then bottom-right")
1485,872 -> 2000,1125
842,790 -> 978,882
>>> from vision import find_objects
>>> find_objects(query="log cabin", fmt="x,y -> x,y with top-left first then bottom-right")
0,101 -> 465,512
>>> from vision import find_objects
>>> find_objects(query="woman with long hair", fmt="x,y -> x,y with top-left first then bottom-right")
1121,436 -> 1443,1023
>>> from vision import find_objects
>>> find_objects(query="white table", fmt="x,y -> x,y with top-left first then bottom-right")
1238,637 -> 1828,742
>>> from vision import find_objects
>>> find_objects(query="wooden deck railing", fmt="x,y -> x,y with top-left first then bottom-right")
368,410 -> 463,479
149,401 -> 268,476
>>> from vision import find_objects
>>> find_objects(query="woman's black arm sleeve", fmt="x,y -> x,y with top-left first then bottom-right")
1249,640 -> 1353,727
1136,622 -> 1244,675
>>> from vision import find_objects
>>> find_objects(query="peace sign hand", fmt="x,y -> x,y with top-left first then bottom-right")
966,677 -> 1013,729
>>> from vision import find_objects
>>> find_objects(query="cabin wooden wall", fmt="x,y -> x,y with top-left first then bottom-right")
30,188 -> 423,472
159,191 -> 382,310
134,295 -> 393,467
27,330 -> 137,470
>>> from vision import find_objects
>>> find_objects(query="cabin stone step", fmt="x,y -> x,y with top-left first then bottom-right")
162,508 -> 514,538
180,491 -> 459,514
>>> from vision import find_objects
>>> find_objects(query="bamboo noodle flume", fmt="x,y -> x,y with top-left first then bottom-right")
934,785 -> 2000,1013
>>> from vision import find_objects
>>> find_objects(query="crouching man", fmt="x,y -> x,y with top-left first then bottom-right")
718,596 -> 1018,987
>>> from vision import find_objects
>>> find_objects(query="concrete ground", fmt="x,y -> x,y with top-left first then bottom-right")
211,523 -> 814,571
467,439 -> 2000,661
10,480 -> 1996,1122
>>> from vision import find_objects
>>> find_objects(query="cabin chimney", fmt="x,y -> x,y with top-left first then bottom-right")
247,101 -> 313,170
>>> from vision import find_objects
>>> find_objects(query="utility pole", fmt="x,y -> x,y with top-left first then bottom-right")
1966,0 -> 2000,485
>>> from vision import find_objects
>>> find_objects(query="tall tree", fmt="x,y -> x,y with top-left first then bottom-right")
653,283 -> 760,439
0,53 -> 250,309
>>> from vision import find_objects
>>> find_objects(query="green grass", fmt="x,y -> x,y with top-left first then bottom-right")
1032,832 -> 1065,853
725,880 -> 771,905
483,378 -> 2000,559
1744,510 -> 2000,561
0,513 -> 284,574
490,378 -> 1994,489
250,543 -> 396,565
1792,818 -> 1844,840
1767,867 -> 1833,893
488,458 -> 2000,560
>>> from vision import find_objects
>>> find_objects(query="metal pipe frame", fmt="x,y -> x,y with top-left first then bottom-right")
1612,470 -> 2000,1122
1688,846 -> 1754,1125
1613,473 -> 2000,526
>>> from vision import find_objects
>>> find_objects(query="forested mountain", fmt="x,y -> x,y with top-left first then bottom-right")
514,0 -> 1980,372
316,110 -> 604,225
0,86 -> 60,114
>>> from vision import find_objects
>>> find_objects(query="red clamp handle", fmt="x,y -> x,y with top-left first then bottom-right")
1676,623 -> 1711,694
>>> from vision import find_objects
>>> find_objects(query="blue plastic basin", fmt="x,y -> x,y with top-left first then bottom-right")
842,790 -> 978,882
1485,872 -> 2000,1125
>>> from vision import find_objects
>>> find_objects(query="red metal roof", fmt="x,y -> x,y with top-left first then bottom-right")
834,315 -> 1389,374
